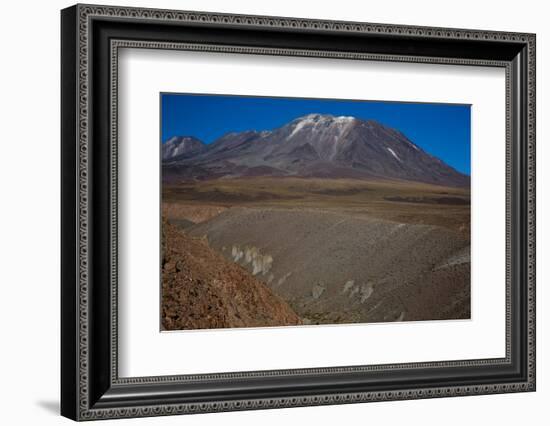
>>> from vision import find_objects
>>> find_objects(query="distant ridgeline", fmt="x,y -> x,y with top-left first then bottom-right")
162,114 -> 469,187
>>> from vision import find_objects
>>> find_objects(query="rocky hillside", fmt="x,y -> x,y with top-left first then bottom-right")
162,136 -> 205,160
161,219 -> 301,330
163,114 -> 469,187
188,207 -> 470,324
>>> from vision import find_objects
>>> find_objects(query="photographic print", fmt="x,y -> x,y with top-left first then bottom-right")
161,94 -> 471,331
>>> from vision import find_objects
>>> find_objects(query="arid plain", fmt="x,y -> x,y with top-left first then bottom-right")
162,176 -> 470,329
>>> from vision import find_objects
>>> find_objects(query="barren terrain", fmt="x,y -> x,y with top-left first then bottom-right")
162,218 -> 301,330
162,177 -> 470,327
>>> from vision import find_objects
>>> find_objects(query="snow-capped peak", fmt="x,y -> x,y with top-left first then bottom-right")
162,136 -> 204,160
335,115 -> 355,122
288,114 -> 356,139
295,113 -> 355,123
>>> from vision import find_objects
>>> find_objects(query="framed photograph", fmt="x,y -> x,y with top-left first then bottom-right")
61,4 -> 536,421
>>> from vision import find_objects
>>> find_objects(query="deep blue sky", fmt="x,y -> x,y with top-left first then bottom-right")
161,93 -> 471,175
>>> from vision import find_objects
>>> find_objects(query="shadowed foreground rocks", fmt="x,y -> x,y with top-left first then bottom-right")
162,219 -> 302,330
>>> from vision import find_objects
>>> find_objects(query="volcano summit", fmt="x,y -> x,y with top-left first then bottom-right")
163,114 -> 469,187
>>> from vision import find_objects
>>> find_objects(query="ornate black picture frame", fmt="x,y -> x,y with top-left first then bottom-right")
61,4 -> 536,421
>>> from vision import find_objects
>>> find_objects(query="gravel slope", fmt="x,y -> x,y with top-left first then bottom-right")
162,219 -> 302,330
188,207 -> 470,324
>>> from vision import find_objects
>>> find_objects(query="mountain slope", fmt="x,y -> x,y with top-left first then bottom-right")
162,219 -> 302,330
162,136 -> 205,161
187,207 -> 470,323
163,114 -> 469,187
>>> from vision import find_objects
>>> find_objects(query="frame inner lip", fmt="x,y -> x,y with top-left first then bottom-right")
109,38 -> 513,385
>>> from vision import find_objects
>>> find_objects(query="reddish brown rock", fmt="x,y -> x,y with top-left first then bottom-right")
161,219 -> 301,330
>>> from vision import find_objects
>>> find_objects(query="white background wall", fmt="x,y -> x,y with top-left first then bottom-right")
0,0 -> 546,424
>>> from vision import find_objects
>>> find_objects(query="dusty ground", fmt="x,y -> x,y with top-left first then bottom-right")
162,219 -> 301,330
163,177 -> 470,239
162,203 -> 227,224
188,207 -> 470,324
162,177 -> 470,328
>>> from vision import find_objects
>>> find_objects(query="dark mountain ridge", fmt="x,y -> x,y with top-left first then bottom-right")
162,136 -> 206,160
163,114 -> 469,187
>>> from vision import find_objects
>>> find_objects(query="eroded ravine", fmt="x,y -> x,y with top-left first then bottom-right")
185,207 -> 470,324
